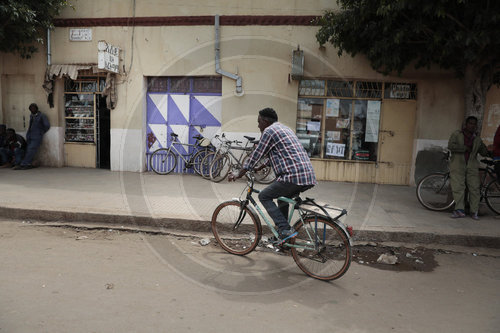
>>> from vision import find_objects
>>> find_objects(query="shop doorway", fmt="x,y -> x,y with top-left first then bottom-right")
377,100 -> 417,184
146,77 -> 222,173
96,95 -> 110,169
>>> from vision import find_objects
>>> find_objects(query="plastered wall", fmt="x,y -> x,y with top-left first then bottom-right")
2,0 -> 498,174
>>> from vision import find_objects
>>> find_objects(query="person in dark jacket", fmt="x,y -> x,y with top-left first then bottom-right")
0,128 -> 27,167
14,103 -> 50,170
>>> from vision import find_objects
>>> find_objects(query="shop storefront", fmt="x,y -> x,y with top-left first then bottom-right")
296,79 -> 417,184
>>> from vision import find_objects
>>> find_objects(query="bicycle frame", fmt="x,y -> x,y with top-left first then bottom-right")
237,174 -> 352,250
168,136 -> 204,164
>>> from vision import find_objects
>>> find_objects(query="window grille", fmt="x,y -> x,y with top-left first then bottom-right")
327,80 -> 354,97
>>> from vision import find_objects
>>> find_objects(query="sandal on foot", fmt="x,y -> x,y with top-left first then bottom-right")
451,210 -> 466,218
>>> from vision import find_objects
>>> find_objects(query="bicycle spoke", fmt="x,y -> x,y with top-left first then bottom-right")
290,216 -> 351,280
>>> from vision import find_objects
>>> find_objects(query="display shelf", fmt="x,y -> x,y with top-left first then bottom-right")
64,93 -> 96,143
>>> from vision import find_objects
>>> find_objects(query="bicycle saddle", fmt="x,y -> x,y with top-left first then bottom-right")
481,159 -> 495,165
244,136 -> 255,141
170,133 -> 178,137
193,134 -> 203,140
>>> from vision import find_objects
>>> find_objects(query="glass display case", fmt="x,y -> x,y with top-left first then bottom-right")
64,93 -> 95,143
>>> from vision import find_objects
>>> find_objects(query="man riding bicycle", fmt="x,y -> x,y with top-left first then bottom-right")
229,107 -> 317,244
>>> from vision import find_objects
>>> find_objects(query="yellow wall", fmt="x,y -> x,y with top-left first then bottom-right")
1,0 -> 498,177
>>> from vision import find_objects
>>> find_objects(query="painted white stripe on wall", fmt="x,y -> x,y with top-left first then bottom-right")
19,127 -> 64,167
111,128 -> 144,172
416,139 -> 449,153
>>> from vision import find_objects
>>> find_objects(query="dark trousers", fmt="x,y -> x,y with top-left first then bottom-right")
21,138 -> 42,166
0,147 -> 25,165
258,181 -> 313,232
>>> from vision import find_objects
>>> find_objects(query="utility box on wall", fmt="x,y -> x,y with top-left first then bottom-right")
291,49 -> 304,80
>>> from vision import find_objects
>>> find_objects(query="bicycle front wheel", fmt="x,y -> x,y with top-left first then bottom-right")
211,200 -> 262,255
485,179 -> 500,215
150,148 -> 177,175
241,154 -> 276,184
200,152 -> 217,179
416,173 -> 454,211
290,216 -> 352,281
209,154 -> 231,182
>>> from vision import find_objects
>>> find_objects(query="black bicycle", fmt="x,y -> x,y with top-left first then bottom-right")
416,152 -> 500,214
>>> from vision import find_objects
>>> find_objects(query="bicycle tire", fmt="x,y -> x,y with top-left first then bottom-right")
211,200 -> 262,255
241,154 -> 276,184
150,148 -> 177,175
191,148 -> 211,176
210,154 -> 231,182
290,216 -> 352,281
416,173 -> 455,211
485,179 -> 500,215
199,152 -> 217,179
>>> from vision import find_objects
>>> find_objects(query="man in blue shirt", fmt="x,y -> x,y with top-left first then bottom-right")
230,108 -> 317,244
14,103 -> 50,170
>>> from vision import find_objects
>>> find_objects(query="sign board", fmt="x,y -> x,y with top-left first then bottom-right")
98,40 -> 120,73
326,142 -> 345,157
69,28 -> 92,41
389,83 -> 411,99
326,99 -> 340,117
365,100 -> 381,142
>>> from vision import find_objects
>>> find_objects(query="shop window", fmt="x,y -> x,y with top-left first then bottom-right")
298,79 -> 325,96
297,79 -> 415,161
64,77 -> 105,143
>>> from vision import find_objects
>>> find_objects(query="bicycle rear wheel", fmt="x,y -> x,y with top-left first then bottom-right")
150,148 -> 177,175
416,173 -> 454,211
290,216 -> 351,280
191,148 -> 211,176
211,200 -> 261,255
485,179 -> 500,215
210,154 -> 231,182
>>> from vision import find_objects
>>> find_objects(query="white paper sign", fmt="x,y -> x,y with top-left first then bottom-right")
327,131 -> 341,141
98,40 -> 120,73
365,100 -> 381,142
306,121 -> 321,132
326,142 -> 345,157
326,99 -> 340,117
69,28 -> 92,41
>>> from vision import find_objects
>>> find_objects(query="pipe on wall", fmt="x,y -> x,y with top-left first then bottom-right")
215,15 -> 243,96
47,28 -> 51,66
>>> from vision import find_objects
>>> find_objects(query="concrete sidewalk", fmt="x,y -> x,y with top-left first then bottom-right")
1,167 -> 499,247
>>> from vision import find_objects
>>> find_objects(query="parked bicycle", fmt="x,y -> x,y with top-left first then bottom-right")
211,171 -> 353,280
198,133 -> 243,180
416,151 -> 500,214
149,133 -> 213,175
206,134 -> 275,183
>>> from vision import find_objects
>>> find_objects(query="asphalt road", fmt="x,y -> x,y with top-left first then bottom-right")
0,220 -> 499,333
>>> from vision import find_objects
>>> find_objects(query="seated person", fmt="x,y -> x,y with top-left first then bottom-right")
0,128 -> 27,168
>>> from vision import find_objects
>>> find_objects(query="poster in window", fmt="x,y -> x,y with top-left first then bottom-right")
365,100 -> 381,142
306,120 -> 321,132
327,131 -> 341,141
336,118 -> 350,129
326,142 -> 345,157
326,99 -> 340,117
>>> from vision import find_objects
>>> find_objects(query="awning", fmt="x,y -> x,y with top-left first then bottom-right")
43,64 -> 117,109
